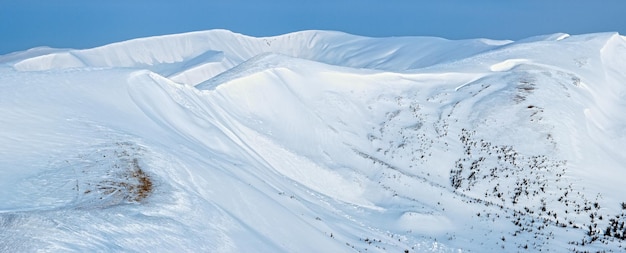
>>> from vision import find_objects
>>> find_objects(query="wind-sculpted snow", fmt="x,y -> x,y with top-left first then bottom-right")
9,30 -> 508,86
1,30 -> 626,252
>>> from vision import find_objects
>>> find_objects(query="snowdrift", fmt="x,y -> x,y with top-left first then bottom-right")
1,30 -> 626,252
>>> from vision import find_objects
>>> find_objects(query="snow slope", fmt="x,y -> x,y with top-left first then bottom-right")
1,30 -> 625,252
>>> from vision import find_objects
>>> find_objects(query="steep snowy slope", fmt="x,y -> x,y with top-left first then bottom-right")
1,30 -> 625,252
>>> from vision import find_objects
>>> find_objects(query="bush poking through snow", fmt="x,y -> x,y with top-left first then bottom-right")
93,158 -> 153,203
74,142 -> 155,208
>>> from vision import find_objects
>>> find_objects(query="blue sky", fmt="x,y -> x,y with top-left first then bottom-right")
1,0 -> 625,55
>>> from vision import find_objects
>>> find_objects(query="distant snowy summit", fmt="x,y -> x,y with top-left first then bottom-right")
1,30 -> 626,252
3,30 -> 624,88
3,30 -> 511,81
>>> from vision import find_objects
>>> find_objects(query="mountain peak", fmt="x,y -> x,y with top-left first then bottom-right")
1,31 -> 625,252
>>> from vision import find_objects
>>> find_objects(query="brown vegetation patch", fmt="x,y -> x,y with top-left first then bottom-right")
92,158 -> 153,203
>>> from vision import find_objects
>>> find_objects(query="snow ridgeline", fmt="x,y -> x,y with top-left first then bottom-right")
1,30 -> 626,252
8,29 -> 509,86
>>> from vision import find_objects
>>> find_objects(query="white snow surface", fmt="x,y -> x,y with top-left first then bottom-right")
1,30 -> 626,252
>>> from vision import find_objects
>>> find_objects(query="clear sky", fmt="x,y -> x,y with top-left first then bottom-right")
1,0 -> 625,55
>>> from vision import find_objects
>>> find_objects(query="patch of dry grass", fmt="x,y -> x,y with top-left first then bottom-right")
93,158 -> 153,203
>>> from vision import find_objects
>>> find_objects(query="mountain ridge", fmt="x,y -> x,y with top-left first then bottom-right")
1,30 -> 625,252
8,30 -> 510,85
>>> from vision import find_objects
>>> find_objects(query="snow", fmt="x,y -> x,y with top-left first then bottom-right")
1,30 -> 626,252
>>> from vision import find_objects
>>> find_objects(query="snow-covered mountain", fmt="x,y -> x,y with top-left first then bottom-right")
1,30 -> 625,252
